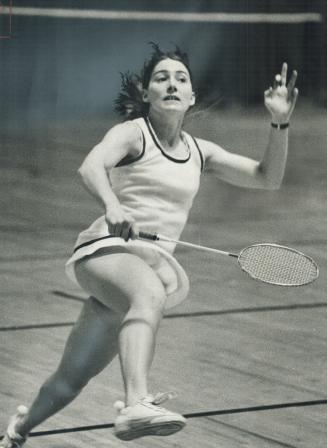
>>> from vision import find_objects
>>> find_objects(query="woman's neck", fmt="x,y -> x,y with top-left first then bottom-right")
147,110 -> 184,148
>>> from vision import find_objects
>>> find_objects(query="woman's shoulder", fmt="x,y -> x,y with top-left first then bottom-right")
105,119 -> 143,142
100,120 -> 144,158
188,136 -> 226,160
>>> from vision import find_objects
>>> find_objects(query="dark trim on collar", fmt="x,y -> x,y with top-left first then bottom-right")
144,116 -> 191,164
191,137 -> 204,172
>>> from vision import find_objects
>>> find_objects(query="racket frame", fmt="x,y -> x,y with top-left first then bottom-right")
237,243 -> 319,286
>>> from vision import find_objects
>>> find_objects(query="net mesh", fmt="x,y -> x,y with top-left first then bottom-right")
238,244 -> 318,286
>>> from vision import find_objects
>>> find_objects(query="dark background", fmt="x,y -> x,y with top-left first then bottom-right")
1,0 -> 326,130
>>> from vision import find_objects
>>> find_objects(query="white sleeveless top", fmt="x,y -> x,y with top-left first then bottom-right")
65,116 -> 204,309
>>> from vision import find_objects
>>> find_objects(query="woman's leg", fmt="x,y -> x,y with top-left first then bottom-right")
73,252 -> 186,441
74,252 -> 167,406
16,296 -> 121,436
9,251 -> 168,440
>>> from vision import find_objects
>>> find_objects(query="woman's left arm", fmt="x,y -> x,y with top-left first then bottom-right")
203,63 -> 298,190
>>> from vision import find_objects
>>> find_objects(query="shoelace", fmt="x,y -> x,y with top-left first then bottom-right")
114,391 -> 178,414
151,391 -> 178,405
140,392 -> 178,413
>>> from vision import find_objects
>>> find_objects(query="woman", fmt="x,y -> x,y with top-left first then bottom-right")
1,44 -> 298,446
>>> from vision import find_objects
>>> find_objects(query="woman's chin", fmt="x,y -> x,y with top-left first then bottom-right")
154,103 -> 188,115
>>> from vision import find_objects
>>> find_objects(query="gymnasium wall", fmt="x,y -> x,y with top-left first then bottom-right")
0,0 -> 325,127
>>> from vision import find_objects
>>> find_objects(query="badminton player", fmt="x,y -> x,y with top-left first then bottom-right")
1,43 -> 298,446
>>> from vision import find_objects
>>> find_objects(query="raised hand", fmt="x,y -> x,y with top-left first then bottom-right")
264,63 -> 298,124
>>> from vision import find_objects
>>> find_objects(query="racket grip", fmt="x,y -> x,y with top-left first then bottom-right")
138,231 -> 159,241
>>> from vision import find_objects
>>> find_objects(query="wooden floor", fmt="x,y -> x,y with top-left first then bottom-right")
1,103 -> 327,447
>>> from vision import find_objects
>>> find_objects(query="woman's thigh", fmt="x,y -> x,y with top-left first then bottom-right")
74,251 -> 167,315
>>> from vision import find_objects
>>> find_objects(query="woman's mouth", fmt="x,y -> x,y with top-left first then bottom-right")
163,95 -> 180,101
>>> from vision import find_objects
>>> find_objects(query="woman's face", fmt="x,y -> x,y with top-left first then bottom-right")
143,58 -> 195,115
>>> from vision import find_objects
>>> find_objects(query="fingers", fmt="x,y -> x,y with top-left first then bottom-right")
287,70 -> 298,100
108,219 -> 136,241
120,221 -> 133,242
272,63 -> 295,89
270,63 -> 298,98
287,70 -> 297,90
265,63 -> 299,120
284,86 -> 299,120
272,62 -> 286,89
281,62 -> 288,86
273,74 -> 282,89
290,87 -> 299,111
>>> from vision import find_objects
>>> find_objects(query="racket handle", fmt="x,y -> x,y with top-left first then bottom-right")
138,231 -> 159,241
138,231 -> 233,257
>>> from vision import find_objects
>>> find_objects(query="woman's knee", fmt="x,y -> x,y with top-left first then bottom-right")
85,296 -> 120,324
131,282 -> 167,314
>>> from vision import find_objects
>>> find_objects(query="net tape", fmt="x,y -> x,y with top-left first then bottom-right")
238,244 -> 318,286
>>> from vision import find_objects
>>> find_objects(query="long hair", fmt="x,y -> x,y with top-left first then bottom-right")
114,42 -> 193,120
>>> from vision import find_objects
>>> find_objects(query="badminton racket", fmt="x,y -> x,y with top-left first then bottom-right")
137,231 -> 318,286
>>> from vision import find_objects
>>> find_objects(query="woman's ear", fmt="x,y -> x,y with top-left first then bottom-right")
190,91 -> 196,106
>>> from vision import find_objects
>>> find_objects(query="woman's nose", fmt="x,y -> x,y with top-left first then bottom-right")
167,79 -> 177,92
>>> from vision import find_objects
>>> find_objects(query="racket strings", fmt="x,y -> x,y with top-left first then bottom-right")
238,244 -> 318,286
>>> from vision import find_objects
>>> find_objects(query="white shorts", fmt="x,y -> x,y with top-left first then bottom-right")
65,237 -> 190,310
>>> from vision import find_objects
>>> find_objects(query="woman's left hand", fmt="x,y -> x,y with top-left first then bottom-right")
264,63 -> 299,124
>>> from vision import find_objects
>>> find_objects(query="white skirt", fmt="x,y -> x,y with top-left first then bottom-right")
65,237 -> 190,310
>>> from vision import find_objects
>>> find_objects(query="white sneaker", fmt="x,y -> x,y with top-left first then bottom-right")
0,406 -> 28,448
114,392 -> 186,441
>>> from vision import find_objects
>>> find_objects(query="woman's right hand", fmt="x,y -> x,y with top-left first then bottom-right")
105,203 -> 138,241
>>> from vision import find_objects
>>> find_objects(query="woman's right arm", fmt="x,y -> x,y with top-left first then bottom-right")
78,121 -> 143,240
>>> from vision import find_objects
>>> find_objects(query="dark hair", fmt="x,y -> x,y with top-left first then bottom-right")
114,42 -> 193,120
142,42 -> 193,88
